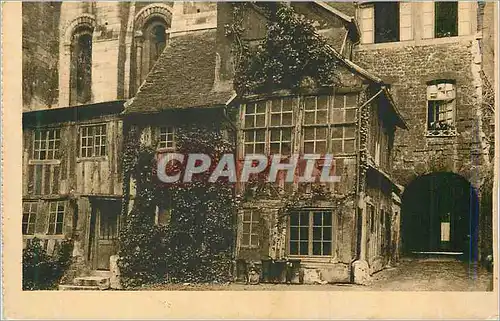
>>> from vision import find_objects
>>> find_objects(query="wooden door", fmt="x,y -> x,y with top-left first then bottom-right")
94,201 -> 120,270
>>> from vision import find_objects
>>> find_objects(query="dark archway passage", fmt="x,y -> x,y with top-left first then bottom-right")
401,172 -> 479,262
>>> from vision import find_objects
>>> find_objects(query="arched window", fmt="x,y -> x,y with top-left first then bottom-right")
148,22 -> 167,70
70,26 -> 93,105
134,18 -> 168,93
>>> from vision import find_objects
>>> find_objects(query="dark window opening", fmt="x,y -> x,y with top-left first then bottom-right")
71,28 -> 93,105
435,1 -> 458,38
369,205 -> 376,233
426,80 -> 456,135
134,19 -> 168,94
148,23 -> 166,70
374,2 -> 400,43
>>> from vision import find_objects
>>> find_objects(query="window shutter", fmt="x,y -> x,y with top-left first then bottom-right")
458,1 -> 472,36
360,5 -> 374,44
421,2 -> 434,39
400,2 -> 413,41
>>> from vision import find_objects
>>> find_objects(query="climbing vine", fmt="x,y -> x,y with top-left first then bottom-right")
226,2 -> 342,96
118,123 -> 239,287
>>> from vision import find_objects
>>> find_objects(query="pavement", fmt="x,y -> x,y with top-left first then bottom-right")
133,258 -> 494,291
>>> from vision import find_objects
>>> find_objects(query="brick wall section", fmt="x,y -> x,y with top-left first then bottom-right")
354,40 -> 488,188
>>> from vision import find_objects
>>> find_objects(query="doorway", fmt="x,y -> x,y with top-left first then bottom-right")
401,172 -> 479,261
90,199 -> 121,270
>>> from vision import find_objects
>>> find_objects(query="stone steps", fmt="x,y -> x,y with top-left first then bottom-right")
58,273 -> 111,290
73,276 -> 110,289
90,270 -> 112,278
58,284 -> 103,291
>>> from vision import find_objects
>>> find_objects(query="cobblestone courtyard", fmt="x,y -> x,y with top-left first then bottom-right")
136,259 -> 494,291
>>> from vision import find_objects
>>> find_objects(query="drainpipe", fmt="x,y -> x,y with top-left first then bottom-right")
353,88 -> 384,265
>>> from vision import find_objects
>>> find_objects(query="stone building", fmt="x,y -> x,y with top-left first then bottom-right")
22,1 -> 495,286
353,1 -> 495,261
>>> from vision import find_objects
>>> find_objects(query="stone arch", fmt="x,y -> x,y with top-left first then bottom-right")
62,14 -> 96,46
400,171 -> 481,261
397,156 -> 484,192
130,4 -> 173,95
134,3 -> 173,30
59,14 -> 97,107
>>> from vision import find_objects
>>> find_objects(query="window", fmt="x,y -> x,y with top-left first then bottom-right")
303,96 -> 328,154
435,1 -> 458,38
80,124 -> 106,158
47,201 -> 65,235
374,2 -> 400,43
155,194 -> 173,226
242,209 -> 260,247
70,26 -> 93,105
332,94 -> 357,123
155,206 -> 172,227
289,210 -> 333,256
331,126 -> 356,154
22,202 -> 37,235
304,127 -> 328,154
243,95 -> 357,156
148,23 -> 167,70
135,18 -> 168,92
244,101 -> 267,155
33,128 -> 61,160
270,98 -> 293,155
427,81 -> 456,135
158,126 -> 175,150
304,96 -> 328,125
243,98 -> 294,155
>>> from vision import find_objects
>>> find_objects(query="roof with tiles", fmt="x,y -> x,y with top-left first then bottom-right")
124,29 -> 234,114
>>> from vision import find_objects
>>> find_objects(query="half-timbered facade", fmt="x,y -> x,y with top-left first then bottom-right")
22,102 -> 124,273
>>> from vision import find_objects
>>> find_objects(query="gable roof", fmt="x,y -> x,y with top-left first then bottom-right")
124,29 -> 234,114
312,1 -> 360,42
313,1 -> 354,23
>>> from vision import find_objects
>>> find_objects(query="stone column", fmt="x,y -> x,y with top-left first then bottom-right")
134,32 -> 144,92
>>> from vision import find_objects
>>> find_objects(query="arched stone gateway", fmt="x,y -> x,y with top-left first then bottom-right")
401,172 -> 480,262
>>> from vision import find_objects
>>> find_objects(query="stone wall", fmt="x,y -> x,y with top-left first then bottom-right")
24,2 -> 218,110
22,2 -> 61,111
354,39 -> 489,189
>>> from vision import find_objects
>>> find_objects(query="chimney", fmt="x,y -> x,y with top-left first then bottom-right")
213,2 -> 235,93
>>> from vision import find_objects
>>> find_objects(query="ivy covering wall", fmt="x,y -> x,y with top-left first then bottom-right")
117,2 -> 356,287
118,124 -> 239,286
226,2 -> 342,95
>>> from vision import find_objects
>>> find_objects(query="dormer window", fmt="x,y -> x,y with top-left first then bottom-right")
427,80 -> 456,136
